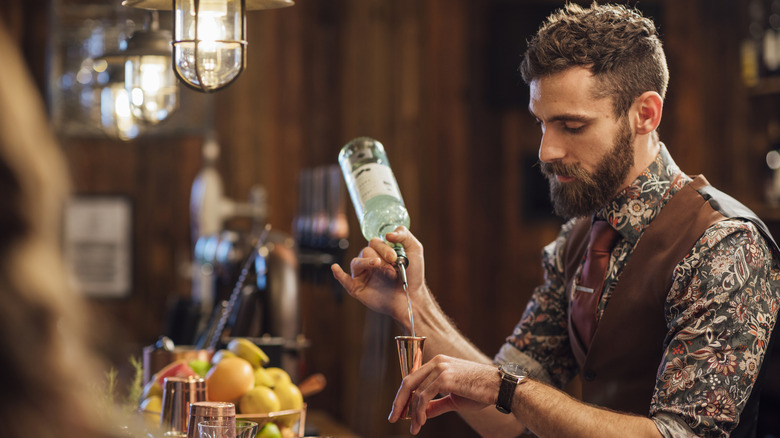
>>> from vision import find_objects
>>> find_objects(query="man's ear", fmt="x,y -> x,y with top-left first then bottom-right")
633,91 -> 663,135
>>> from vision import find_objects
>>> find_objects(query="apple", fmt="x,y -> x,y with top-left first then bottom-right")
152,358 -> 198,388
257,422 -> 281,438
188,359 -> 211,377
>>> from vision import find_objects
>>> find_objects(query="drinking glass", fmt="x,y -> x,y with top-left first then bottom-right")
234,421 -> 258,438
197,420 -> 257,438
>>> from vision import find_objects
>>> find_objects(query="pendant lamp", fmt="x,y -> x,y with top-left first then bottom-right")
123,0 -> 294,93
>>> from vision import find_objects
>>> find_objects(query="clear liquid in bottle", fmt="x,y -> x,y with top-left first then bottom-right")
338,137 -> 410,243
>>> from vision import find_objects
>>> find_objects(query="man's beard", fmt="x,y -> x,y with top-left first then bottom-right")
540,118 -> 634,219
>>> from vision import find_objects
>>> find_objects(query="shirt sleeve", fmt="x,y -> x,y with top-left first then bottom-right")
500,218 -> 580,389
652,412 -> 699,437
651,219 -> 780,437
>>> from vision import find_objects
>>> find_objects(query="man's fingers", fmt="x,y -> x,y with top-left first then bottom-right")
389,360 -> 434,423
351,255 -> 394,279
385,226 -> 421,251
368,237 -> 399,262
330,264 -> 352,290
426,396 -> 459,419
358,245 -> 381,259
388,378 -> 414,423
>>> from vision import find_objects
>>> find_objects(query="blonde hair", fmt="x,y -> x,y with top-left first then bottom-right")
0,19 -> 115,438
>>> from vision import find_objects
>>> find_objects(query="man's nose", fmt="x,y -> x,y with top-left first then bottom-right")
538,133 -> 567,163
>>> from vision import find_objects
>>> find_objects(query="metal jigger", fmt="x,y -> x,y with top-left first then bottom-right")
161,376 -> 207,436
395,335 -> 426,420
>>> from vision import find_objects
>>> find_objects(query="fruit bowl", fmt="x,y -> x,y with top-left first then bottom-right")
237,403 -> 306,437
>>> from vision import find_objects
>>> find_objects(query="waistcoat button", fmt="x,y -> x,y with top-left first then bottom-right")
583,370 -> 596,381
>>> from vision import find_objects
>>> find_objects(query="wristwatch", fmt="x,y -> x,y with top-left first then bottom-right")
496,363 -> 527,414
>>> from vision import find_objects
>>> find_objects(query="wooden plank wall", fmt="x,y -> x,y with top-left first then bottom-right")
2,1 -> 761,437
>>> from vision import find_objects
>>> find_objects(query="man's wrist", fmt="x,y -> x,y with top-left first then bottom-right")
496,363 -> 528,414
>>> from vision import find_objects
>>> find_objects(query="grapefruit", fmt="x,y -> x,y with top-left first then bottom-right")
205,356 -> 255,402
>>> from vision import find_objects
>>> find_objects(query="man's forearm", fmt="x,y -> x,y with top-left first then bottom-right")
514,379 -> 662,438
411,285 -> 492,365
399,286 -> 656,438
410,287 -> 529,436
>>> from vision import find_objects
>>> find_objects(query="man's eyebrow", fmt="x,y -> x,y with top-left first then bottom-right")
527,108 -> 593,124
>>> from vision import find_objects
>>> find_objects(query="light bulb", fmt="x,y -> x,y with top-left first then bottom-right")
173,0 -> 245,92
119,26 -> 179,125
122,0 -> 295,93
125,53 -> 178,124
101,82 -> 140,141
139,59 -> 163,94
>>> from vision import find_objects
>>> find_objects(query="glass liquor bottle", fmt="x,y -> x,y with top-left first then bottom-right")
339,137 -> 422,385
338,136 -> 410,279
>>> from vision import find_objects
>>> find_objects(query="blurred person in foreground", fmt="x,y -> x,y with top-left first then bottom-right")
333,3 -> 780,437
0,18 -> 119,438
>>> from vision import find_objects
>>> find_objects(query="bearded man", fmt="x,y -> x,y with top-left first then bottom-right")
332,3 -> 780,437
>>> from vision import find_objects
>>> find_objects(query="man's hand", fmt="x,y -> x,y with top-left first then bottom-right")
388,355 -> 501,435
331,226 -> 426,328
387,354 -> 665,438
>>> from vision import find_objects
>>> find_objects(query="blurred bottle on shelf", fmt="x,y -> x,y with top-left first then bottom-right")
765,118 -> 780,205
742,0 -> 780,85
742,0 -> 765,86
762,0 -> 780,76
293,164 -> 349,288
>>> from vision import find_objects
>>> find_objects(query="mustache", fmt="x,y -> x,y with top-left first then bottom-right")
538,160 -> 595,185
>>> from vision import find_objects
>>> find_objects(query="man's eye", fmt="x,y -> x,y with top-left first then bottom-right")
563,124 -> 585,134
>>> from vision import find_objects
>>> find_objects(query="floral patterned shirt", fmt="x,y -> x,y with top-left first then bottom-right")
496,144 -> 780,437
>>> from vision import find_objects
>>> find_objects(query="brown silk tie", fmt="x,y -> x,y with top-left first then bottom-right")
571,219 -> 620,349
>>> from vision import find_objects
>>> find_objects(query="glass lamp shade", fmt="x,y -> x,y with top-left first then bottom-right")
101,81 -> 141,141
173,0 -> 246,92
123,29 -> 179,124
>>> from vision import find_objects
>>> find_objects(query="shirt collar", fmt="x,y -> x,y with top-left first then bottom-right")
596,143 -> 689,244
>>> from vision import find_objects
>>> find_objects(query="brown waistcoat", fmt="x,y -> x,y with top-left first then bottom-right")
562,175 -> 778,436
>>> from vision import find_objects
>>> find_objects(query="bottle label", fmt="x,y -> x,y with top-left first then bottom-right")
351,163 -> 402,208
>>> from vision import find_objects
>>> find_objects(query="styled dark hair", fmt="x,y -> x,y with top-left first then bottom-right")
519,2 -> 669,117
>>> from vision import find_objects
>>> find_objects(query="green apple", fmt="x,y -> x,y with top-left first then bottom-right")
188,359 -> 211,377
257,422 -> 282,438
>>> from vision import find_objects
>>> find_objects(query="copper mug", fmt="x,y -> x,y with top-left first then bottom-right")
160,376 -> 207,436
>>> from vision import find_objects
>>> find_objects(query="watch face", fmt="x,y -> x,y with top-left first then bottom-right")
501,363 -> 525,378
